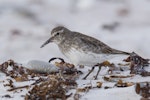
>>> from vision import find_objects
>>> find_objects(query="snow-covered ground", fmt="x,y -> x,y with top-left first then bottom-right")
0,0 -> 150,100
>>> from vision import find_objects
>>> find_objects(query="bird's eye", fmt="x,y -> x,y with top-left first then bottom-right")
56,33 -> 59,35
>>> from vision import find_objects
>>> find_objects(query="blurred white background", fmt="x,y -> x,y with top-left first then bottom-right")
0,0 -> 150,63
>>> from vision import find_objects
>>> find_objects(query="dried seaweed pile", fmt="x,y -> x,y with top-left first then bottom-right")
0,53 -> 149,100
124,52 -> 150,76
25,75 -> 75,100
0,59 -> 33,81
0,59 -> 79,100
82,52 -> 150,80
136,82 -> 150,99
77,52 -> 150,99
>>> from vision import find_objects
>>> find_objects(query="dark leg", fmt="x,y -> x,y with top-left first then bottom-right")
82,67 -> 95,80
94,65 -> 102,80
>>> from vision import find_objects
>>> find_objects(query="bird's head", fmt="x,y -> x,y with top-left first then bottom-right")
41,26 -> 70,48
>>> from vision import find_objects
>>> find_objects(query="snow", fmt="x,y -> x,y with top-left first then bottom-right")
82,86 -> 141,100
0,0 -> 150,100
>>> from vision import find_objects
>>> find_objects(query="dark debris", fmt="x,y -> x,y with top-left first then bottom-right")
115,80 -> 134,87
26,76 -> 73,100
0,59 -> 79,100
124,52 -> 150,76
136,82 -> 150,99
2,94 -> 12,98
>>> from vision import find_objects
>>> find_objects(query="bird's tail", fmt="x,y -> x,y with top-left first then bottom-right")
112,49 -> 130,55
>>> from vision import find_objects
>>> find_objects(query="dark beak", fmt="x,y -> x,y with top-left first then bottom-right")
40,37 -> 52,48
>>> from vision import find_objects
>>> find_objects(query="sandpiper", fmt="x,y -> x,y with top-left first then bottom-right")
41,26 -> 130,79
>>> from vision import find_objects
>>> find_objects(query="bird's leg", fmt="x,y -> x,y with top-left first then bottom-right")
82,66 -> 95,80
94,61 -> 112,79
94,64 -> 102,80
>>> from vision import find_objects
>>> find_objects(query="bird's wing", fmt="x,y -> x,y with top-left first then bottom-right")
77,34 -> 130,55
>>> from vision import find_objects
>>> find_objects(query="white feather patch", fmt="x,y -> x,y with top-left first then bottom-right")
65,48 -> 126,66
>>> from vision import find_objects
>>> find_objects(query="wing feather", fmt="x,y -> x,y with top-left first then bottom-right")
73,33 -> 130,55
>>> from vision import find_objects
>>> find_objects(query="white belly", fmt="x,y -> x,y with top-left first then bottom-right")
64,48 -> 123,66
